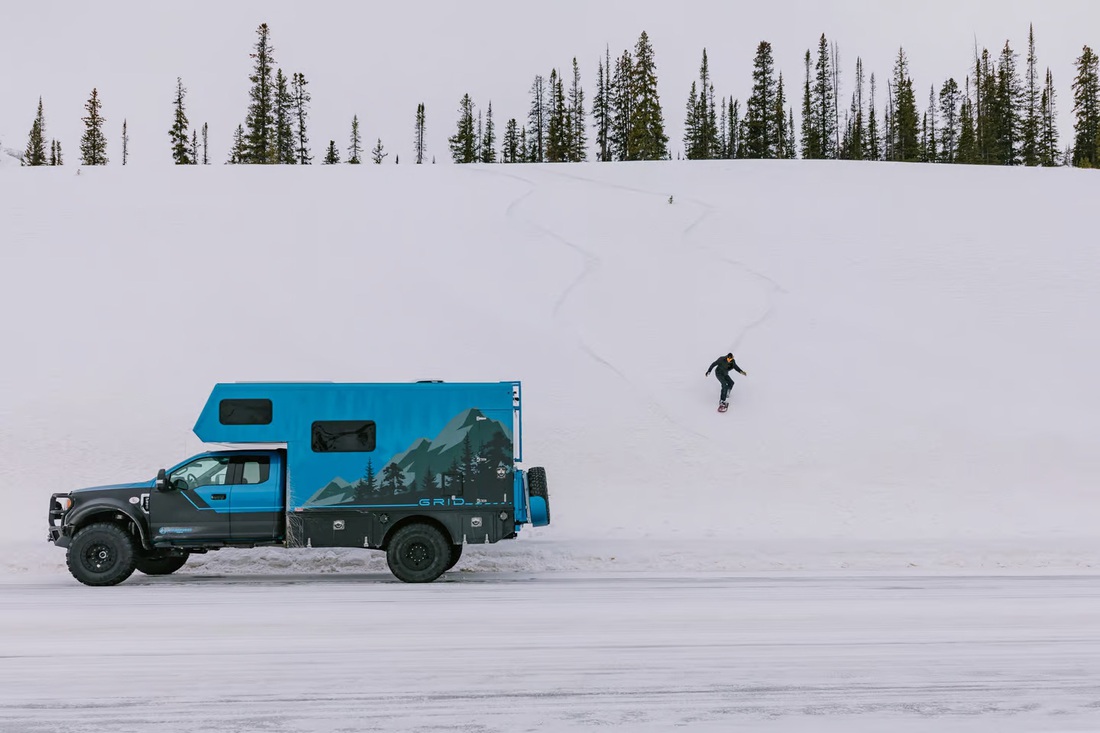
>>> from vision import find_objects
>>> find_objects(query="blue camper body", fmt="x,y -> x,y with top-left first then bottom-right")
47,381 -> 550,585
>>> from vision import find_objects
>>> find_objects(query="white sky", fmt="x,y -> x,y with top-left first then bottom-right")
1,1 -> 1097,164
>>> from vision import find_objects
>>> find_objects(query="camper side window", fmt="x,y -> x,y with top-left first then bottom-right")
219,399 -> 273,425
312,421 -> 376,452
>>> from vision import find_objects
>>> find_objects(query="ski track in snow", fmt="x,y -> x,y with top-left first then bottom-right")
480,166 -> 708,441
536,165 -> 786,356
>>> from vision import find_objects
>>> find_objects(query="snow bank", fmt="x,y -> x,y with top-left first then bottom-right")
2,160 -> 1099,576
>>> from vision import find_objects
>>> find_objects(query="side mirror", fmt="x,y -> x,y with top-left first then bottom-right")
155,468 -> 168,491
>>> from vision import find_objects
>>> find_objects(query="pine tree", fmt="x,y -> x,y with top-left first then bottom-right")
202,122 -> 209,164
609,50 -> 634,161
744,41 -> 777,158
684,80 -> 700,158
685,49 -> 719,159
291,72 -> 312,164
939,78 -> 961,163
727,98 -> 741,159
842,57 -> 866,160
774,73 -> 791,159
190,129 -> 199,164
347,115 -> 362,163
994,41 -> 1022,165
1022,24 -> 1041,166
1040,68 -> 1059,166
80,88 -> 108,165
414,102 -> 426,164
121,120 -> 129,165
227,124 -> 246,164
448,93 -> 477,163
49,140 -> 63,166
867,73 -> 880,160
169,77 -> 191,164
527,75 -> 547,162
568,58 -> 588,161
800,50 -> 821,159
547,68 -> 567,161
502,118 -> 519,163
323,140 -> 340,164
593,47 -> 612,161
890,48 -> 920,162
786,108 -> 797,158
925,85 -> 938,162
243,23 -> 276,163
273,69 -> 295,164
1071,45 -> 1100,167
627,31 -> 668,160
24,97 -> 47,166
814,34 -> 836,159
957,77 -> 978,164
371,138 -> 387,164
480,101 -> 496,163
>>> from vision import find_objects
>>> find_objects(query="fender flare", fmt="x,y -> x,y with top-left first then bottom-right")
66,499 -> 152,550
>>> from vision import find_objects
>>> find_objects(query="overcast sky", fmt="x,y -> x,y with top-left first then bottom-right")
2,1 -> 1098,164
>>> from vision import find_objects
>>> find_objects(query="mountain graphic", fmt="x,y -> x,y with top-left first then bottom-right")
304,477 -> 356,506
303,408 -> 515,507
387,408 -> 513,487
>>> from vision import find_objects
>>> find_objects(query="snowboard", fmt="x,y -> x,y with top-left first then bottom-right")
717,401 -> 729,413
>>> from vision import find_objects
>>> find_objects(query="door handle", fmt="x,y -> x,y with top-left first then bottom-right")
211,493 -> 227,501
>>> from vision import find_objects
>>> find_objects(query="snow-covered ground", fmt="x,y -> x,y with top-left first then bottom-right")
3,571 -> 1100,732
2,161 -> 1100,729
2,161 -> 1099,572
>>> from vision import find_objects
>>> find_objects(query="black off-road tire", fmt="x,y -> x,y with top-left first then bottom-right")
66,522 -> 137,587
444,543 -> 463,571
386,523 -> 451,583
134,553 -> 189,576
527,466 -> 549,522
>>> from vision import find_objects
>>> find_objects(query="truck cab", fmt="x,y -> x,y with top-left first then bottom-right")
48,381 -> 550,585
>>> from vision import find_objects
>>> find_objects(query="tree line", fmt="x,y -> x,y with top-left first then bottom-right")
16,22 -> 1100,168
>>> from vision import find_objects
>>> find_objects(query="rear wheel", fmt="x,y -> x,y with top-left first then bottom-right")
445,543 -> 463,571
134,552 -> 189,576
66,523 -> 137,586
386,524 -> 450,583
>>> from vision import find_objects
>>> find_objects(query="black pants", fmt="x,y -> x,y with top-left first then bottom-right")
715,372 -> 734,402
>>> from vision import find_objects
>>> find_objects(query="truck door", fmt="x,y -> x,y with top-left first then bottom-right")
228,454 -> 283,540
150,455 -> 233,542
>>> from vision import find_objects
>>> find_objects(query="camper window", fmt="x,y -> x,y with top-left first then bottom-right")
219,399 -> 273,425
311,420 -> 376,452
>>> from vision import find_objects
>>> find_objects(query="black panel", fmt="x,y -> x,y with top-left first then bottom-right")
311,421 -> 376,452
219,399 -> 273,425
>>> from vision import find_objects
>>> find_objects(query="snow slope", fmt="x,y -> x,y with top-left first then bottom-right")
1,160 -> 1099,575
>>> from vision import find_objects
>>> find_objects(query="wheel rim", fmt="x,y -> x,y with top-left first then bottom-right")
404,540 -> 432,570
82,542 -> 115,572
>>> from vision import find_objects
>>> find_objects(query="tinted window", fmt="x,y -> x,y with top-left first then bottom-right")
234,457 -> 271,485
312,421 -> 376,452
219,399 -> 273,425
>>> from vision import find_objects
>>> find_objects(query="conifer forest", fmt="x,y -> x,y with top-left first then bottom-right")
14,22 -> 1100,169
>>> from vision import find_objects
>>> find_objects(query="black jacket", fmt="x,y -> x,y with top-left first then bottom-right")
707,355 -> 745,378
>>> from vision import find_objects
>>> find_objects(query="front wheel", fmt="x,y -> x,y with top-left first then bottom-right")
386,524 -> 450,583
66,523 -> 137,586
134,552 -> 189,576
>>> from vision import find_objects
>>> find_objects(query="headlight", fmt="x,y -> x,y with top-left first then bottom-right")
55,497 -> 72,511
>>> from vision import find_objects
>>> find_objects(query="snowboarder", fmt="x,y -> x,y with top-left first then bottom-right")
705,353 -> 747,411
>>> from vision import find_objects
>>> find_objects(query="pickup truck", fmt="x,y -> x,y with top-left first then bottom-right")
48,380 -> 550,584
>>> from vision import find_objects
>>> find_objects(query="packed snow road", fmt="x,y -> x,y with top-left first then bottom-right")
1,571 -> 1099,732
